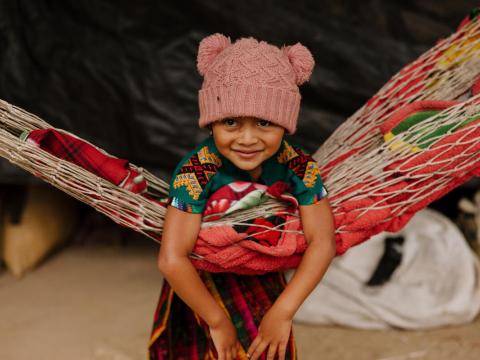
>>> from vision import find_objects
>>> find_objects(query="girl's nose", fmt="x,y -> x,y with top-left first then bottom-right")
237,125 -> 259,145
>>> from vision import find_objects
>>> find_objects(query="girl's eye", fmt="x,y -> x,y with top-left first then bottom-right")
257,119 -> 271,127
223,118 -> 237,127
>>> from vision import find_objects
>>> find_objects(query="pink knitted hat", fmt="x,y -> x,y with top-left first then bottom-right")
197,33 -> 315,134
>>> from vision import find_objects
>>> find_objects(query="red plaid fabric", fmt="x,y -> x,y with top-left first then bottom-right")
25,128 -> 146,193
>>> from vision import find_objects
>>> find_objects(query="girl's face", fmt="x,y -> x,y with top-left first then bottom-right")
211,116 -> 285,180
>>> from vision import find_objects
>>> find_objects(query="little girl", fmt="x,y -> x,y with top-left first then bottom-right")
149,34 -> 336,360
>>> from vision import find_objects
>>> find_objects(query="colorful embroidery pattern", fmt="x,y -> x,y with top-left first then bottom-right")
277,141 -> 298,164
312,186 -> 328,203
173,146 -> 222,200
169,197 -> 194,213
277,141 -> 321,188
304,161 -> 322,188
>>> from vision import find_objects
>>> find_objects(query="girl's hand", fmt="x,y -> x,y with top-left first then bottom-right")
209,315 -> 241,360
247,306 -> 293,360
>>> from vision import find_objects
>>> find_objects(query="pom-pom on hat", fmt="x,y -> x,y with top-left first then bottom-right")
197,33 -> 314,134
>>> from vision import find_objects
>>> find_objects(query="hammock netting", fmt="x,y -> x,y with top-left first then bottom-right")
0,11 -> 479,274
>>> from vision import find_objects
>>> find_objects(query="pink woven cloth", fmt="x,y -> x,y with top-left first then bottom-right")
190,181 -> 308,275
321,91 -> 480,255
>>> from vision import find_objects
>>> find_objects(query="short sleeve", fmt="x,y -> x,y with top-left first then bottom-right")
277,141 -> 328,206
290,167 -> 328,205
167,141 -> 222,214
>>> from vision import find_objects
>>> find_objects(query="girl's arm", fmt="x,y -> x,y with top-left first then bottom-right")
158,206 -> 240,360
273,196 -> 336,316
248,197 -> 336,360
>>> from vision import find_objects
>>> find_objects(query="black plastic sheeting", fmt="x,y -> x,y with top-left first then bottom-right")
0,0 -> 478,184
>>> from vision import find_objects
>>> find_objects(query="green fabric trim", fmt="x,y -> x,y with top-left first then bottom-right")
392,111 -> 480,149
19,130 -> 30,142
391,111 -> 439,135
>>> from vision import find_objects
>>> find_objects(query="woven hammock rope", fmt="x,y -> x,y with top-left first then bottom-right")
0,16 -> 479,259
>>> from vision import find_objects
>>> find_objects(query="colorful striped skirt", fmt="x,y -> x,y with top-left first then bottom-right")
149,270 -> 297,359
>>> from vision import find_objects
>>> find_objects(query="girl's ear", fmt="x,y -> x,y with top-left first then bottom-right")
197,33 -> 231,76
282,43 -> 315,85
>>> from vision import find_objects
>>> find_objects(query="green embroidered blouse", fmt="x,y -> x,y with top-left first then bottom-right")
168,136 -> 328,214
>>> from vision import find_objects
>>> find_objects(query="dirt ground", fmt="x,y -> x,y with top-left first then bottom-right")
1,239 -> 479,360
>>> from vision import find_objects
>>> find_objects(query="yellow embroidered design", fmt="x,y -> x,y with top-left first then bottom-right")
173,146 -> 221,200
277,141 -> 298,164
277,141 -> 321,188
198,146 -> 222,167
303,161 -> 321,188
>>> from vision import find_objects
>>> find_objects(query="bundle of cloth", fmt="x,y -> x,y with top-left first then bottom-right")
191,181 -> 307,274
288,207 -> 480,329
326,79 -> 480,255
314,90 -> 480,256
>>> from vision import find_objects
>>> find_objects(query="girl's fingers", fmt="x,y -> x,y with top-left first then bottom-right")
230,345 -> 237,359
278,342 -> 288,360
250,341 -> 269,360
230,348 -> 237,360
226,349 -> 232,360
233,341 -> 241,359
266,343 -> 278,360
247,336 -> 261,357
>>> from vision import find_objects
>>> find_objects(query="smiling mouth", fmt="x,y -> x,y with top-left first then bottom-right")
232,149 -> 263,159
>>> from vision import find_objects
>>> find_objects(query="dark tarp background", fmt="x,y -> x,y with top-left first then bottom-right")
0,0 -> 478,185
